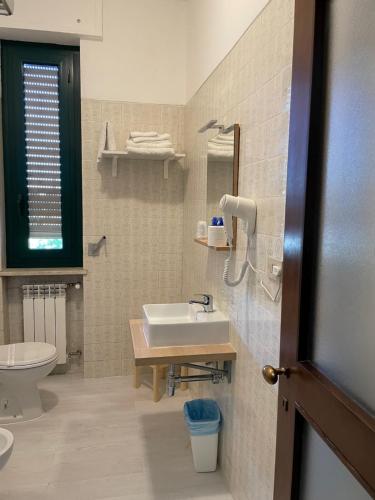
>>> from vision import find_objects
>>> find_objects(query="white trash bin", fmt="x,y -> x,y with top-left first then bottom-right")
184,399 -> 221,473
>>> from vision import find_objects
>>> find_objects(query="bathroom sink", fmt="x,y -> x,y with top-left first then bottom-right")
143,303 -> 229,347
0,427 -> 14,470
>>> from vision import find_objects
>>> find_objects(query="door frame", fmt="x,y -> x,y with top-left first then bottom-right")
274,0 -> 375,498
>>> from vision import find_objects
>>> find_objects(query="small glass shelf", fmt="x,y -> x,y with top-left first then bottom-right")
194,237 -> 230,252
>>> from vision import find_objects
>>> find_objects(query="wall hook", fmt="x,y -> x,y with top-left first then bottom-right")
88,236 -> 106,257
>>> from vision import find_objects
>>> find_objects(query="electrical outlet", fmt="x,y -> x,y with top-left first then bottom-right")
267,257 -> 283,280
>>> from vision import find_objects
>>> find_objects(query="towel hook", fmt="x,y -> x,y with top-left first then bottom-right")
88,236 -> 106,257
198,120 -> 225,133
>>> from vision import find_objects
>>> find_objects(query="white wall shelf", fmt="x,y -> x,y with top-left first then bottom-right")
101,150 -> 186,179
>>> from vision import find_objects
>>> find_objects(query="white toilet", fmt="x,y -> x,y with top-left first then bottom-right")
0,427 -> 14,470
0,342 -> 58,424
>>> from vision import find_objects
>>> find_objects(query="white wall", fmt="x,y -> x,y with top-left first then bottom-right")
80,0 -> 187,104
0,0 -> 270,104
185,0 -> 270,100
0,0 -> 102,43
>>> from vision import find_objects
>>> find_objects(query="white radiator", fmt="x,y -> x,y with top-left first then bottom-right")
22,284 -> 67,365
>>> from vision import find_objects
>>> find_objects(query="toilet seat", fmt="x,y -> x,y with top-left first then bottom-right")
0,342 -> 57,370
0,342 -> 58,423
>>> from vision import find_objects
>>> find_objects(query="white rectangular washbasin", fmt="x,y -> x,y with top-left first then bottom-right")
143,303 -> 229,347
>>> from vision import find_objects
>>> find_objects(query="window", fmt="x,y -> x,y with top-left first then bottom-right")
2,42 -> 82,268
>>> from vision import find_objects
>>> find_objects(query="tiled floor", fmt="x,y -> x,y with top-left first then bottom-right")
0,373 -> 232,500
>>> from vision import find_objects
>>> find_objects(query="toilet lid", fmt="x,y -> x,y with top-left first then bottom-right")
0,342 -> 57,368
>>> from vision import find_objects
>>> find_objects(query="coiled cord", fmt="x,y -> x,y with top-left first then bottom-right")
223,238 -> 258,287
223,240 -> 281,301
223,247 -> 250,287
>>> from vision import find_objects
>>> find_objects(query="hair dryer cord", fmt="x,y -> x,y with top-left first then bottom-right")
223,243 -> 281,301
223,243 -> 255,287
223,252 -> 249,286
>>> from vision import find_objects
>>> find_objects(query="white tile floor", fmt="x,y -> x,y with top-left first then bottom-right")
0,373 -> 232,500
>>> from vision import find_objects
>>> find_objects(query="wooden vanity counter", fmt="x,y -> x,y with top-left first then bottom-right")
130,319 -> 237,366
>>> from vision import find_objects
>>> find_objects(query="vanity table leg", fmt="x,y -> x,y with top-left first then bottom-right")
152,365 -> 162,402
161,365 -> 168,379
134,366 -> 141,389
180,366 -> 189,391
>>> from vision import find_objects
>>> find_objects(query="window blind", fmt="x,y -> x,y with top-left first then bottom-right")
23,63 -> 63,249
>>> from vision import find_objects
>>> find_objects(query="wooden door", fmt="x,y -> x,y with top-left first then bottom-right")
264,1 -> 375,498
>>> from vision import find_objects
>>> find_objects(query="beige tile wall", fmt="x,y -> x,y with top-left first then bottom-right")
182,1 -> 294,498
0,99 -> 184,377
81,100 -> 185,377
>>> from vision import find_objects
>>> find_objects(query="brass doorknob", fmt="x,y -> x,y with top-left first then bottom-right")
262,365 -> 287,385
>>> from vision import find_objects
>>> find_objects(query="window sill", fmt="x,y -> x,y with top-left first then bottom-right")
0,268 -> 87,277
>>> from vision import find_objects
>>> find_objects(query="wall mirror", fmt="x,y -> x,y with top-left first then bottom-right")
195,123 -> 240,250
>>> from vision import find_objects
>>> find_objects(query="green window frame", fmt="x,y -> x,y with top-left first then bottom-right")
1,41 -> 82,268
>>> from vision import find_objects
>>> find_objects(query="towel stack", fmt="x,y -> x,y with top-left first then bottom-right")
207,132 -> 234,161
126,131 -> 175,158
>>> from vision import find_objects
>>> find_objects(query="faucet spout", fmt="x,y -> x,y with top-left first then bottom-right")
189,293 -> 214,313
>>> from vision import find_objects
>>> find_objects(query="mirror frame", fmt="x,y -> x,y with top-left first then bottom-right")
196,123 -> 240,250
231,123 -> 240,248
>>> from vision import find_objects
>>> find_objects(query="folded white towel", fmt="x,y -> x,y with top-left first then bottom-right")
210,138 -> 234,146
131,133 -> 171,144
208,149 -> 234,161
127,146 -> 175,159
129,131 -> 158,139
208,142 -> 233,151
215,133 -> 234,142
97,121 -> 117,164
127,139 -> 172,149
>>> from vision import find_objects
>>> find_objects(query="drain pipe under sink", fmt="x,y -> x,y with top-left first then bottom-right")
167,361 -> 232,396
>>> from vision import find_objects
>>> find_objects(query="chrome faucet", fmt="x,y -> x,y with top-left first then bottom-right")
189,293 -> 214,313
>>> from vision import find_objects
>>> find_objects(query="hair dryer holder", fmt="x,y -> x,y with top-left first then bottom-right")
220,194 -> 257,243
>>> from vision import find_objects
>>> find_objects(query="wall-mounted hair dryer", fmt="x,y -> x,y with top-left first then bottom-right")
220,194 -> 257,287
220,194 -> 256,244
